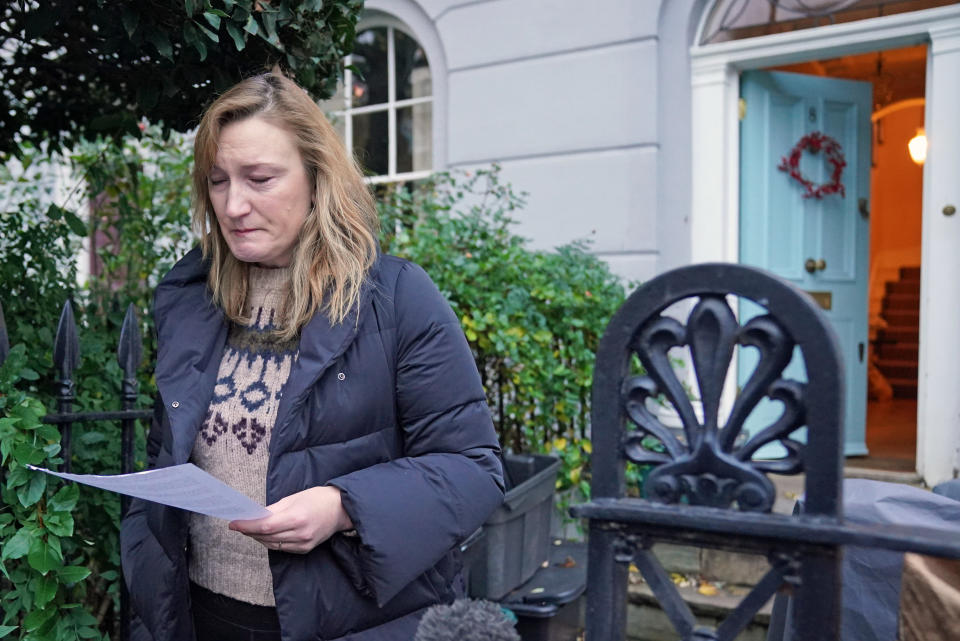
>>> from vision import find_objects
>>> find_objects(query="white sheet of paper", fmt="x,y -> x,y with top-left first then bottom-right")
26,464 -> 272,521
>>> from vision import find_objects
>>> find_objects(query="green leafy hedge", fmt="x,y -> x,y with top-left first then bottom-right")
378,168 -> 626,498
0,130 -> 194,639
0,346 -> 98,640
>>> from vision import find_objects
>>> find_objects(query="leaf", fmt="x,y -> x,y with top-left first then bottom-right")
6,465 -> 29,490
63,210 -> 87,236
17,367 -> 39,381
43,511 -> 74,537
45,203 -> 63,220
0,625 -> 17,639
17,471 -> 46,507
203,12 -> 222,30
146,28 -> 174,60
57,565 -> 91,584
12,443 -> 46,466
121,8 -> 139,38
244,15 -> 259,36
27,536 -> 62,574
261,11 -> 279,45
225,20 -> 245,51
1,528 -> 32,561
48,484 -> 79,512
37,425 -> 61,443
23,605 -> 56,632
183,23 -> 208,61
34,573 -> 57,608
194,20 -> 219,42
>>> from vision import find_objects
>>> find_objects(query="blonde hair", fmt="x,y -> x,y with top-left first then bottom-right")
192,71 -> 379,337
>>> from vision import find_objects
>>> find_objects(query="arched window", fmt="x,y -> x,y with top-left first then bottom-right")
700,0 -> 959,45
323,22 -> 433,183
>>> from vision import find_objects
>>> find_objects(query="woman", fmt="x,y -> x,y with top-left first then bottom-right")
120,71 -> 505,641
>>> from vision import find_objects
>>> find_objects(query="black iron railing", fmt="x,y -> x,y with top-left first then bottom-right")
571,263 -> 960,641
0,299 -> 150,641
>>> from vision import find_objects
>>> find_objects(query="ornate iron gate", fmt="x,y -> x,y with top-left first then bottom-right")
571,263 -> 960,641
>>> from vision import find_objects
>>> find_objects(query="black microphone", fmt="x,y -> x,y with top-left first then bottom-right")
414,599 -> 521,641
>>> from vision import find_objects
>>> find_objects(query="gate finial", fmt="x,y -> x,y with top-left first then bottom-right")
53,299 -> 80,380
117,304 -> 143,384
0,300 -> 9,368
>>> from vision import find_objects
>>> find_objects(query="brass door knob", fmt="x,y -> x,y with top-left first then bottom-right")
815,258 -> 826,271
805,258 -> 827,273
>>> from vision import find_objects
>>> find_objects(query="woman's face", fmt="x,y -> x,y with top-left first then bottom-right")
208,116 -> 312,267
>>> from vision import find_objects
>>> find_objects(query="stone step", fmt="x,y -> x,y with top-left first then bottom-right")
881,310 -> 919,328
877,359 -> 918,379
843,467 -> 923,485
886,280 -> 921,295
883,294 -> 919,312
888,377 -> 918,398
876,343 -> 919,360
899,266 -> 921,281
628,581 -> 770,641
878,328 -> 919,343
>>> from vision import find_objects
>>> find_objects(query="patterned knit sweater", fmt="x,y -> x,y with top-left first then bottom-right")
189,266 -> 298,606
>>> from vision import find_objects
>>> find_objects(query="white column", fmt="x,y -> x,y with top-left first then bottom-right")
917,21 -> 960,486
690,60 -> 739,264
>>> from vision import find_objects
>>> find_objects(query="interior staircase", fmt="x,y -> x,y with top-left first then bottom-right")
875,266 -> 920,399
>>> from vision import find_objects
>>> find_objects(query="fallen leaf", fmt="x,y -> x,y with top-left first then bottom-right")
698,583 -> 718,596
556,555 -> 577,568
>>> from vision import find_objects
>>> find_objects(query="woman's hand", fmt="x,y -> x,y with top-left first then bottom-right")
229,486 -> 354,554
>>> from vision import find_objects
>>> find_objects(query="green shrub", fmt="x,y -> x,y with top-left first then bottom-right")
0,127 -> 193,638
0,344 -> 101,641
378,167 -> 626,500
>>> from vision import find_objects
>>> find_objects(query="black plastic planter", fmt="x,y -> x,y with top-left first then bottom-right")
465,453 -> 561,600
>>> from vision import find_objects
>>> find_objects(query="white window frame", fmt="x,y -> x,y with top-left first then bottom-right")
338,18 -> 434,184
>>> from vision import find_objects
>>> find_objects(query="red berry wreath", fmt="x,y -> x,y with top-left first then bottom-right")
777,131 -> 846,199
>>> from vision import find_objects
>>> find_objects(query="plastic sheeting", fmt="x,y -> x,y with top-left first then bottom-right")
768,478 -> 960,641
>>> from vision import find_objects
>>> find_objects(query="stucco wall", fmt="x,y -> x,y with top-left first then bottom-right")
366,0 -> 697,284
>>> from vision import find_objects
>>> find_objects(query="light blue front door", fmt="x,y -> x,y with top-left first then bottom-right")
739,70 -> 871,457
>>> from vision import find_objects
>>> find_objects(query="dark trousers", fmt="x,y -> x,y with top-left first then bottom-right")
191,582 -> 282,641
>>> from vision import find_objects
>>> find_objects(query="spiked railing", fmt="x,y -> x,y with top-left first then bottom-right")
1,298 -> 151,641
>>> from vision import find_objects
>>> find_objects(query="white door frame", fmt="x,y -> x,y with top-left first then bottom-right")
689,4 -> 960,486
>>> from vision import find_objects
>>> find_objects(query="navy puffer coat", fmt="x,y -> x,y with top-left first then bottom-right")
120,248 -> 505,640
